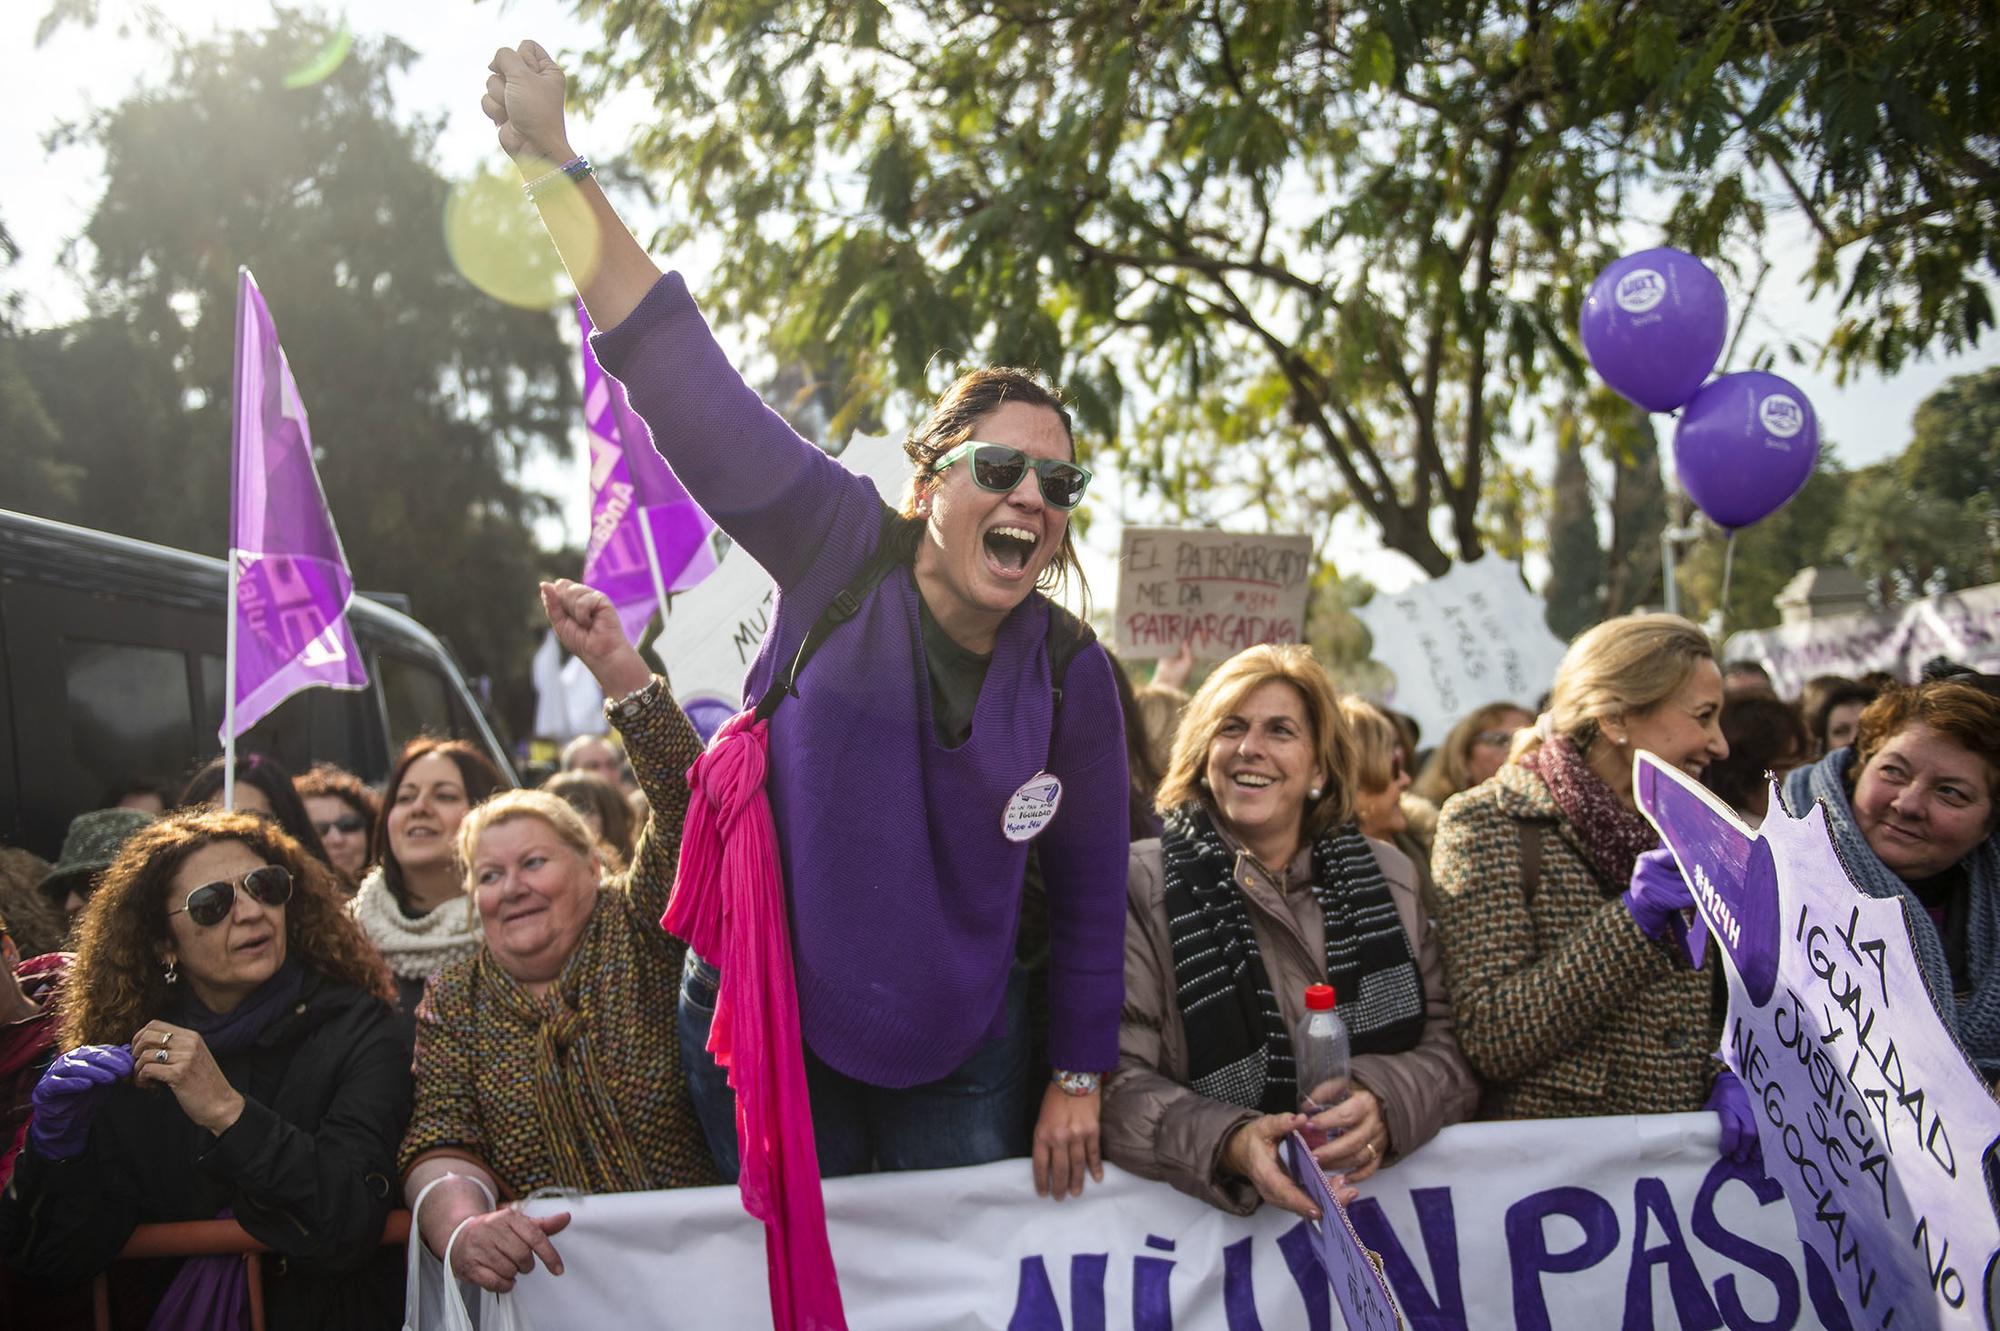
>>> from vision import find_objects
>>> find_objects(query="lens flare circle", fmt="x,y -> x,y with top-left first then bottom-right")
444,159 -> 594,310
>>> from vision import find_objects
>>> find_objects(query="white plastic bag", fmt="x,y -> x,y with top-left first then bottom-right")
403,1175 -> 535,1331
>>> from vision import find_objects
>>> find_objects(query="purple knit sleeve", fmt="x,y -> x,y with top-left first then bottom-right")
1035,642 -> 1131,1073
589,273 -> 875,590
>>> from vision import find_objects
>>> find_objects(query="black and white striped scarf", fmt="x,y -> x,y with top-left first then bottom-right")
1161,802 -> 1427,1113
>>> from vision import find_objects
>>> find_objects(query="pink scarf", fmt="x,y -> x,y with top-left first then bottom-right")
665,710 -> 847,1331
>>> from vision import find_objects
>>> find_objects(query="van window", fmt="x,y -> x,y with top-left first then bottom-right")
379,654 -> 454,748
64,640 -> 195,799
195,654 -> 313,776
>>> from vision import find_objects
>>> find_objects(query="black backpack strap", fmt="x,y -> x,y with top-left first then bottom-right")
754,503 -> 921,723
1043,603 -> 1096,711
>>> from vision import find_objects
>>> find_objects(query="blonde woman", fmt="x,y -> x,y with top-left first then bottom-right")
1103,645 -> 1475,1218
1410,702 -> 1534,809
1431,615 -> 1747,1146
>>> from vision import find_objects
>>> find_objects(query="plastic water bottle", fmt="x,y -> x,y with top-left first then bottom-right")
1296,983 -> 1350,1148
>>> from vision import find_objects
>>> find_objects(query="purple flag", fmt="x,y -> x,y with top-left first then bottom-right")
578,303 -> 717,642
224,269 -> 369,740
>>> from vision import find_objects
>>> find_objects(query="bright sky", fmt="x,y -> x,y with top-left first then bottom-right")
7,0 -> 1997,606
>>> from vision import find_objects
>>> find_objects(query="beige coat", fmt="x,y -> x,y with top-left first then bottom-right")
1430,763 -> 1719,1120
1103,833 -> 1479,1213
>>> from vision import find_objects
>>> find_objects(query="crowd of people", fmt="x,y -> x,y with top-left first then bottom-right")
0,39 -> 1994,1330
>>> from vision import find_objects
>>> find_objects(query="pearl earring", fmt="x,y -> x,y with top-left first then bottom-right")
1308,786 -> 1323,800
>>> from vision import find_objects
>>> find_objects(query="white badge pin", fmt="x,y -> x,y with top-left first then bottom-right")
1003,772 -> 1064,842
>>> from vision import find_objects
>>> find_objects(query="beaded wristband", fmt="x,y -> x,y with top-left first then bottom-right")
523,155 -> 593,200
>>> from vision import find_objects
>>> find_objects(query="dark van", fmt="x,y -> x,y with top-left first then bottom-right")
0,509 -> 515,859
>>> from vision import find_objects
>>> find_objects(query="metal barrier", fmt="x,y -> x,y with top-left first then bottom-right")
91,1211 -> 411,1331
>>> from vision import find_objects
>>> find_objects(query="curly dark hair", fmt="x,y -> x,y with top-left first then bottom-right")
61,809 -> 393,1049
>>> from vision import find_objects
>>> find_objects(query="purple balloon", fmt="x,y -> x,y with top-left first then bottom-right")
1673,371 -> 1819,530
1580,248 -> 1728,412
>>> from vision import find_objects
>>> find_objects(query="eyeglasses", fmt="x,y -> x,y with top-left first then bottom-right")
168,865 -> 294,928
930,441 -> 1093,511
1474,730 -> 1515,748
314,815 -> 367,837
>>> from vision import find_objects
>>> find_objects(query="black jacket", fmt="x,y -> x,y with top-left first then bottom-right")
0,970 -> 412,1330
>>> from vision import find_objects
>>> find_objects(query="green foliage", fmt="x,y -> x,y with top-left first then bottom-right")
575,0 -> 1995,581
4,16 -> 575,734
1833,465 -> 1996,603
1900,367 -> 2000,507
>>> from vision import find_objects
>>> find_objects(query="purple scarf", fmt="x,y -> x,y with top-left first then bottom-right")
1518,736 -> 1657,893
145,961 -> 306,1331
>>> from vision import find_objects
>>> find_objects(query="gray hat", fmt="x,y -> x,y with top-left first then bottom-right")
40,808 -> 157,902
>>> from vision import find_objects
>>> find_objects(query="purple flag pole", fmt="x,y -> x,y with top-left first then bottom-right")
225,269 -> 370,789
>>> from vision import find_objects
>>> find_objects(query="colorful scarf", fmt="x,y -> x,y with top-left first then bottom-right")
1519,735 -> 1658,893
1160,803 -> 1426,1113
148,960 -> 307,1331
1785,750 -> 2000,1076
472,900 -> 648,1194
665,709 -> 846,1331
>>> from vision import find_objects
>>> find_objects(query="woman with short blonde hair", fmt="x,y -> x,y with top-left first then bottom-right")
402,582 -> 715,1295
1105,644 -> 1476,1219
1432,613 -> 1738,1131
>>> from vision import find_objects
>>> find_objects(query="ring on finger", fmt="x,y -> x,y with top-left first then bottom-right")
154,1048 -> 169,1065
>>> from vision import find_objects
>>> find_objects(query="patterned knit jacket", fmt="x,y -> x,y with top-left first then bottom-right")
1431,763 -> 1720,1120
399,681 -> 717,1194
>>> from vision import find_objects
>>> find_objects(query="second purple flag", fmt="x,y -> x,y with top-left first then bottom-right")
578,302 -> 717,643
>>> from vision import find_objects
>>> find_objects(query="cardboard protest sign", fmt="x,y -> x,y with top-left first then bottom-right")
1285,1135 -> 1404,1331
1114,527 -> 1314,659
1635,753 -> 2000,1331
653,543 -> 773,738
1354,557 -> 1566,740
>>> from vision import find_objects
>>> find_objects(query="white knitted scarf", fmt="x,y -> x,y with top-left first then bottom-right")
349,866 -> 480,980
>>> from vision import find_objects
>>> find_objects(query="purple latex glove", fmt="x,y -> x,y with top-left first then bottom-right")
28,1044 -> 134,1159
1706,1069 -> 1760,1165
1623,847 -> 1694,947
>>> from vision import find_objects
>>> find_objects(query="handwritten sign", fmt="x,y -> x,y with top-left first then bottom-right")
1283,1134 -> 1404,1331
1114,527 -> 1313,659
1635,753 -> 2000,1331
1354,557 -> 1566,740
653,541 -> 773,733
1723,584 -> 2000,700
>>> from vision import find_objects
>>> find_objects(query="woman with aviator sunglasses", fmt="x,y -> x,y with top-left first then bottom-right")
0,810 -> 411,1329
480,44 -> 1130,1195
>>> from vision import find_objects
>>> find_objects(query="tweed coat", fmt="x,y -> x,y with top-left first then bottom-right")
1431,762 -> 1719,1120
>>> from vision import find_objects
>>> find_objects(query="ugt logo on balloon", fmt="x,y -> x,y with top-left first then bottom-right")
1614,268 -> 1667,314
1758,394 -> 1805,440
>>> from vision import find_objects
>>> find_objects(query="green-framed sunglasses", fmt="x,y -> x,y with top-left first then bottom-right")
930,441 -> 1094,511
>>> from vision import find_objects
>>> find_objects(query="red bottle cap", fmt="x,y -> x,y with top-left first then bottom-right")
1304,984 -> 1336,1011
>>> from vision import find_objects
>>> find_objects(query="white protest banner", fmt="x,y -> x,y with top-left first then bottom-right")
411,1115 -> 1855,1331
1636,754 -> 2000,1331
1355,557 -> 1567,740
1723,584 -> 2000,700
1115,526 -> 1314,659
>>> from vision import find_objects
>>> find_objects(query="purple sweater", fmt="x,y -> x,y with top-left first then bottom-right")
595,274 -> 1128,1086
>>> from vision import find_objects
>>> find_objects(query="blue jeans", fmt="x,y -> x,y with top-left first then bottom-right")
678,951 -> 1032,1181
